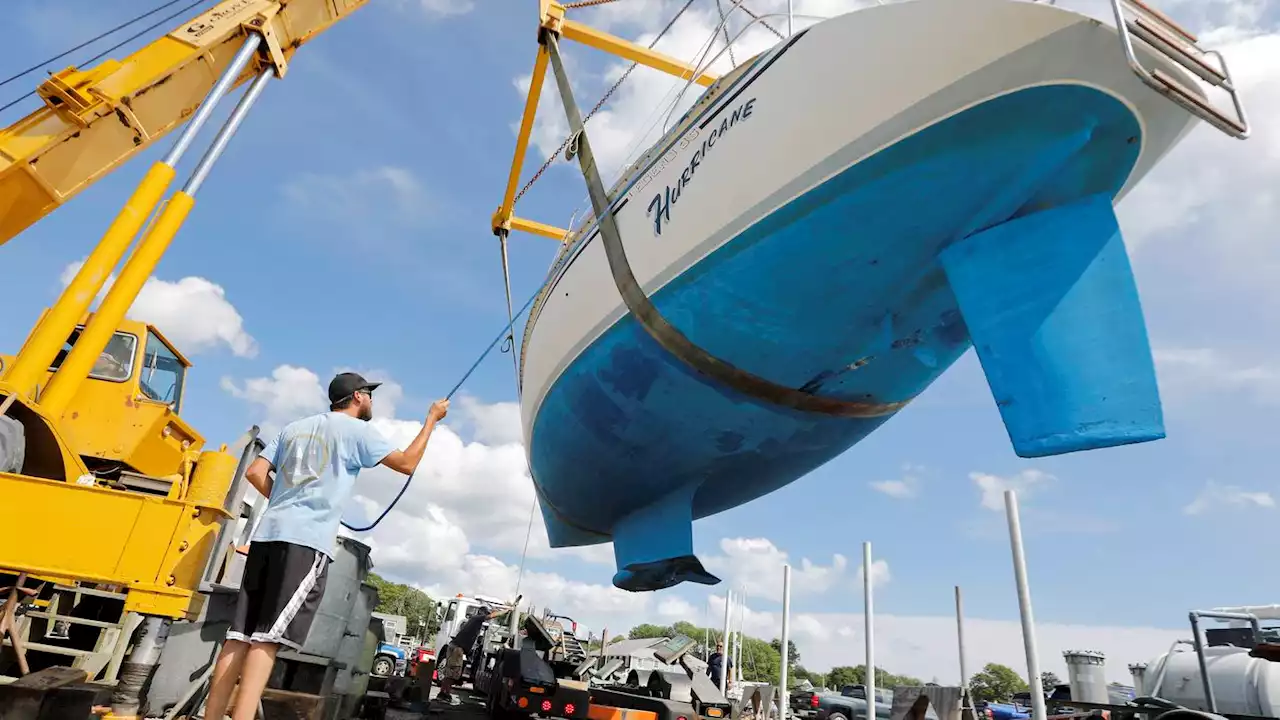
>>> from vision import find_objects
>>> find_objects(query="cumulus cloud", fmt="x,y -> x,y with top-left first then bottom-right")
971,470 -> 1054,511
703,537 -> 848,601
1183,480 -> 1276,515
1154,347 -> 1280,405
856,558 -> 891,589
870,464 -> 923,499
59,261 -> 257,358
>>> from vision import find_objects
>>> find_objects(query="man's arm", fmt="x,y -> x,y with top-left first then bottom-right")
379,399 -> 449,475
245,457 -> 273,498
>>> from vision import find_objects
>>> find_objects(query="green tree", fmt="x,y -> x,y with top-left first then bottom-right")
827,666 -> 861,689
1041,671 -> 1062,689
771,638 -> 801,668
969,663 -> 1029,703
629,623 -> 674,639
368,573 -> 438,640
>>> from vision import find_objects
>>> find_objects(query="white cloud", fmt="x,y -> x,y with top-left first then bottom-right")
281,166 -> 431,228
703,537 -> 848,602
1184,480 -> 1276,515
871,464 -> 923,499
59,261 -> 256,358
400,0 -> 475,18
971,470 -> 1054,511
1155,347 -> 1280,404
856,558 -> 891,590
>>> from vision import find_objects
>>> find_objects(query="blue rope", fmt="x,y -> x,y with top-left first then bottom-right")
340,284 -> 543,532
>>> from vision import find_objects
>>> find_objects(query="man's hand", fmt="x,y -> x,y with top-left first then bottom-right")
428,399 -> 450,423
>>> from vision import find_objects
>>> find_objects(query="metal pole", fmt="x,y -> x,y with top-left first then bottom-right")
736,590 -> 745,683
1189,613 -> 1216,712
1005,490 -> 1047,720
864,542 -> 876,716
956,586 -> 971,705
780,565 -> 792,720
787,0 -> 794,36
721,589 -> 733,695
40,69 -> 274,415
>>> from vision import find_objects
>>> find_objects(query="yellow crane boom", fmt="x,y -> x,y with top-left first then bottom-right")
0,0 -> 366,247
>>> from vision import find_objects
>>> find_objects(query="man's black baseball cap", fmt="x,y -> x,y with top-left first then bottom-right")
328,372 -> 381,404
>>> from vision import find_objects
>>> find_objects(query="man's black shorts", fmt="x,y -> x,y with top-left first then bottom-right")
226,541 -> 330,650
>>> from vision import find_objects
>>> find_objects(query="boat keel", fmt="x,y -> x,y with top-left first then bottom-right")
610,483 -> 721,592
940,192 -> 1164,458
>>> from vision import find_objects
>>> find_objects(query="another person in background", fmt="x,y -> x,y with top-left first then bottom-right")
437,605 -> 507,706
708,640 -> 733,691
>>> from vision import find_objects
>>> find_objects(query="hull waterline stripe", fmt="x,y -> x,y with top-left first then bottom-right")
545,31 -> 907,420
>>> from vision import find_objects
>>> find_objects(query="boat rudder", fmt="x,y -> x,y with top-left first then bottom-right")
940,192 -> 1165,458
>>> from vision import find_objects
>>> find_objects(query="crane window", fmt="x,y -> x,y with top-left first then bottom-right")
140,331 -> 185,413
50,328 -> 137,383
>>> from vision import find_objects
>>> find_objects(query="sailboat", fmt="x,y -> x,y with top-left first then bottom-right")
493,0 -> 1250,591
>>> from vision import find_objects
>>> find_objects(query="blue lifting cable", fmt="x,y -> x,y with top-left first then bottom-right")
339,284 -> 543,532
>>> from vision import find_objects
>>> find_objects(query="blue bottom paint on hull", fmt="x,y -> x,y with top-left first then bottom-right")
528,84 -> 1161,591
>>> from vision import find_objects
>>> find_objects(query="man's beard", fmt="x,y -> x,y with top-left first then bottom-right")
358,404 -> 373,421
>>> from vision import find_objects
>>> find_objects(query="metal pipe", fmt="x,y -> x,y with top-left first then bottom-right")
40,71 -> 272,415
1005,490 -> 1047,720
1190,613 -> 1217,712
788,0 -> 793,36
111,616 -> 172,715
183,69 -> 273,195
721,588 -> 733,695
956,586 -> 971,705
4,35 -> 262,401
864,542 -> 877,715
779,565 -> 792,720
163,36 -> 263,166
1145,639 -> 1194,699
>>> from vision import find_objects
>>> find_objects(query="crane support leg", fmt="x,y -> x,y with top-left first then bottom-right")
541,31 -> 906,419
41,70 -> 274,416
1,35 -> 265,403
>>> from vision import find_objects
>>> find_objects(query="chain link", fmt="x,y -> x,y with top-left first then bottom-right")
511,0 -> 700,206
563,0 -> 622,8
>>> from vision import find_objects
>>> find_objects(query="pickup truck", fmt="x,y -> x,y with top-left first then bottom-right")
373,642 -> 408,677
813,686 -> 897,720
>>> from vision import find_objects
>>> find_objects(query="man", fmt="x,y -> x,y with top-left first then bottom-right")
437,605 -> 507,706
708,640 -> 733,691
203,372 -> 449,720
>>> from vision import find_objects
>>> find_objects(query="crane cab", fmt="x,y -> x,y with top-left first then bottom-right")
0,310 -> 204,491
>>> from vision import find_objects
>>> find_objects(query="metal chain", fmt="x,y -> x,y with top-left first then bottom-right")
564,0 -> 622,7
735,1 -> 787,40
715,0 -> 738,68
511,0 -> 700,206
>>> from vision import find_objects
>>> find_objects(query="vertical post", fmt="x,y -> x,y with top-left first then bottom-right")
736,590 -> 745,683
864,542 -> 876,718
1005,490 -> 1047,720
956,586 -> 971,704
780,565 -> 792,720
721,589 -> 733,695
787,0 -> 794,36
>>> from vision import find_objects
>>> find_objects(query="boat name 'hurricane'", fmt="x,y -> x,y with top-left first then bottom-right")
640,97 -> 757,237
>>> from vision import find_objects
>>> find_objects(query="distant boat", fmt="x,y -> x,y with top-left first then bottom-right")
518,0 -> 1248,591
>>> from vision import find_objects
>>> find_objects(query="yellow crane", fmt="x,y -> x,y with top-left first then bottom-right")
0,0 -> 730,714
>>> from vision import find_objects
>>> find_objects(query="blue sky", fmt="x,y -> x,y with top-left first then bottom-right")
3,0 -> 1278,681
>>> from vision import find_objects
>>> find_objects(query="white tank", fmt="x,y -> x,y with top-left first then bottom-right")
1064,650 -> 1110,704
1143,645 -> 1280,716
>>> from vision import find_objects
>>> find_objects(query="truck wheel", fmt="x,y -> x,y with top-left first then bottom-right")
373,655 -> 396,677
829,712 -> 850,720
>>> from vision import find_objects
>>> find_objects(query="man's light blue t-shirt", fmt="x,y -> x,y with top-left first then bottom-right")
253,411 -> 397,558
